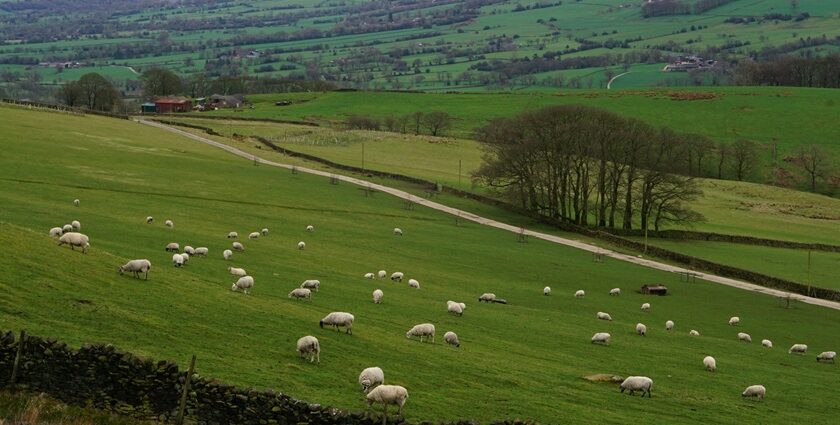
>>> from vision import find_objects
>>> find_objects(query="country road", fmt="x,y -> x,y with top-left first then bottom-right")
138,119 -> 840,311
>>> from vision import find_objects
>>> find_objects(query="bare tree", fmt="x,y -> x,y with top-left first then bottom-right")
422,111 -> 455,137
730,139 -> 759,181
716,142 -> 728,179
791,144 -> 831,192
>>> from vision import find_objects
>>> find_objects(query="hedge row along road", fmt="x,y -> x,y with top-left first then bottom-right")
138,119 -> 840,312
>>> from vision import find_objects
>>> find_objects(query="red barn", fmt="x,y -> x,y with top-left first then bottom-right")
154,97 -> 192,113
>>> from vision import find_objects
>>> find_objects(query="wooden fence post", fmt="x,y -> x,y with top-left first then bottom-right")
9,330 -> 25,389
176,354 -> 196,425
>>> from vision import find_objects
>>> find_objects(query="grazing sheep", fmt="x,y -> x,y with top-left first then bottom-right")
703,356 -> 716,372
62,224 -> 73,234
359,367 -> 385,393
223,249 -> 233,260
762,339 -> 773,348
596,312 -> 612,321
73,199 -> 80,207
146,216 -> 153,224
641,303 -> 651,311
319,312 -> 354,334
261,228 -> 269,236
165,219 -> 173,228
591,332 -> 611,345
609,288 -> 621,296
372,289 -> 383,304
789,344 -> 808,354
636,323 -> 647,336
478,293 -> 496,303
742,385 -> 765,400
620,376 -> 653,398
249,232 -> 260,240
49,227 -> 63,237
377,270 -> 387,279
447,300 -> 464,316
816,351 -> 836,363
690,330 -> 700,336
296,336 -> 320,364
184,246 -> 195,255
543,286 -> 551,296
365,272 -> 375,279
180,252 -> 189,264
444,331 -> 460,347
172,253 -> 184,267
194,247 -> 208,256
301,279 -> 320,292
58,232 -> 89,253
575,290 -> 585,298
390,272 -> 404,282
165,242 -> 180,252
366,385 -> 408,422
665,320 -> 674,331
71,220 -> 81,231
729,316 -> 740,326
228,267 -> 247,277
298,241 -> 306,250
306,225 -> 314,232
228,232 -> 239,239
231,275 -> 254,294
232,242 -> 244,251
393,228 -> 402,236
408,279 -> 420,289
119,259 -> 151,280
288,288 -> 312,300
738,332 -> 752,343
406,323 -> 435,343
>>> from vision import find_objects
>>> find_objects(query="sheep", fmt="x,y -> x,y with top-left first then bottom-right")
393,228 -> 402,236
365,272 -> 375,279
223,249 -> 233,260
49,227 -> 63,237
406,323 -> 435,343
609,288 -> 621,296
228,266 -> 247,277
71,220 -> 81,231
447,300 -> 464,316
180,252 -> 190,264
57,232 -> 89,253
231,276 -> 254,294
444,331 -> 460,347
73,199 -> 80,207
296,336 -> 320,364
261,228 -> 269,236
478,293 -> 496,303
184,246 -> 195,255
194,247 -> 208,256
172,253 -> 184,267
641,303 -> 651,311
146,216 -> 153,224
788,344 -> 808,354
306,225 -> 314,232
359,367 -> 385,393
665,320 -> 674,331
636,323 -> 647,336
62,224 -> 73,234
298,241 -> 305,250
165,219 -> 173,228
703,356 -> 716,372
288,288 -> 312,300
591,332 -> 611,345
596,312 -> 612,321
762,339 -> 773,348
390,272 -> 404,282
119,259 -> 151,280
575,290 -> 585,298
816,351 -> 836,363
319,312 -> 354,334
619,376 -> 653,398
738,332 -> 752,343
232,242 -> 244,251
690,330 -> 700,336
728,316 -> 740,326
372,289 -> 383,304
165,242 -> 180,252
408,279 -> 420,289
366,385 -> 408,422
377,270 -> 387,279
249,232 -> 260,240
741,385 -> 766,400
227,231 -> 238,239
543,286 -> 551,296
300,279 -> 320,292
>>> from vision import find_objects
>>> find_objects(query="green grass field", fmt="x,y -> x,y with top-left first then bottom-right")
1,105 -> 839,423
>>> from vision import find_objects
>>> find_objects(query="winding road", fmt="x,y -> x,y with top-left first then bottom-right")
138,119 -> 840,311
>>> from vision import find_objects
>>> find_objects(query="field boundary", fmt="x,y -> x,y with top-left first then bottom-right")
603,229 -> 840,252
139,118 -> 840,308
0,99 -> 129,120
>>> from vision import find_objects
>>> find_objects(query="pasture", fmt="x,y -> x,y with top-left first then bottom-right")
1,105 -> 838,423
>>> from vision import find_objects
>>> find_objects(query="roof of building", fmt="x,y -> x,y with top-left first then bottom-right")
154,97 -> 191,104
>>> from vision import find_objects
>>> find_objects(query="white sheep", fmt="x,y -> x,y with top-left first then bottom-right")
180,252 -> 189,264
232,241 -> 244,251
231,275 -> 254,294
58,232 -> 89,253
49,227 -> 63,237
228,266 -> 247,277
306,225 -> 314,232
298,241 -> 305,250
444,331 -> 460,347
729,316 -> 740,326
390,272 -> 404,282
478,293 -> 496,303
228,231 -> 239,239
62,224 -> 73,234
742,384 -> 766,400
71,220 -> 81,231
165,242 -> 180,252
738,332 -> 752,343
690,330 -> 700,336
194,247 -> 208,256
609,288 -> 621,296
789,344 -> 808,354
301,279 -> 320,292
408,279 -> 419,289
636,323 -> 647,336
119,259 -> 151,280
296,336 -> 320,364
184,246 -> 195,255
447,300 -> 464,316
359,367 -> 385,393
665,320 -> 674,331
249,232 -> 260,240
575,290 -> 585,298
172,253 -> 184,267
762,339 -> 773,348
366,385 -> 408,420
372,289 -> 383,304
365,272 -> 375,279
73,199 -> 80,207
620,376 -> 653,398
703,356 -> 716,372
543,286 -> 551,296
320,312 -> 354,334
146,216 -> 153,224
165,219 -> 173,228
288,288 -> 312,300
591,332 -> 611,345
393,228 -> 402,236
641,302 -> 651,311
377,270 -> 387,279
261,228 -> 269,236
406,323 -> 435,343
223,249 -> 233,260
816,351 -> 836,363
596,312 -> 612,321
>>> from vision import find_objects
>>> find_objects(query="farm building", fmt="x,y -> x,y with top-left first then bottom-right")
641,284 -> 668,295
153,97 -> 192,113
208,94 -> 247,109
140,103 -> 156,114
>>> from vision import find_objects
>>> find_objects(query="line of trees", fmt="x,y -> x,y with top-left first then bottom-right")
736,54 -> 840,88
347,111 -> 456,137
